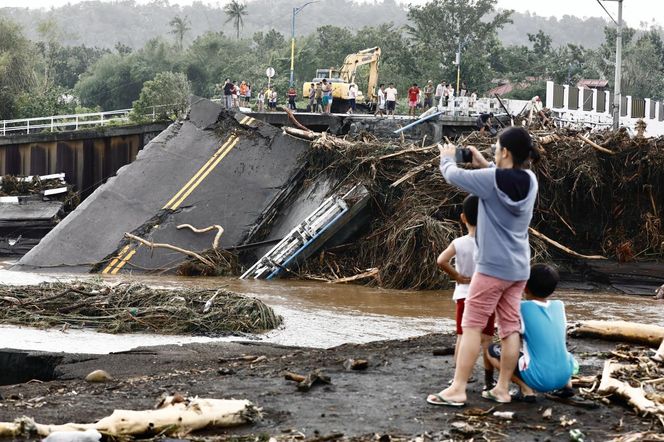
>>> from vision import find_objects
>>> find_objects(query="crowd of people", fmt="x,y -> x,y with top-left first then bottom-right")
429,127 -> 578,406
220,78 -> 478,116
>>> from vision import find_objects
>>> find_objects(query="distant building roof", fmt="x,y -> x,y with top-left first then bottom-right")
577,79 -> 609,88
487,83 -> 514,96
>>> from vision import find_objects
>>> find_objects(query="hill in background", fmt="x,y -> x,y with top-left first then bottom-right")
1,0 -> 611,49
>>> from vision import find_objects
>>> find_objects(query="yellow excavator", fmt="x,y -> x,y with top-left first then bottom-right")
303,47 -> 381,113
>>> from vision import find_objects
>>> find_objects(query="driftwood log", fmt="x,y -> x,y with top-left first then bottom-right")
0,396 -> 258,439
571,320 -> 664,347
598,361 -> 661,416
655,339 -> 664,362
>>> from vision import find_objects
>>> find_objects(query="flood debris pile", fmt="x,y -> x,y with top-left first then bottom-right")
0,174 -> 78,255
287,131 -> 550,290
0,281 -> 281,335
532,128 -> 664,263
280,127 -> 664,289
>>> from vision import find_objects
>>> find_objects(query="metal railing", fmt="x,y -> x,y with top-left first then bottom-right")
0,105 -> 177,137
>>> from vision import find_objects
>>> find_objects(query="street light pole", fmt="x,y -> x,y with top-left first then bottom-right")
289,1 -> 318,87
612,0 -> 623,131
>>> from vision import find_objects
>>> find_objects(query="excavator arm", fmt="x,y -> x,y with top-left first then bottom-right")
338,47 -> 381,101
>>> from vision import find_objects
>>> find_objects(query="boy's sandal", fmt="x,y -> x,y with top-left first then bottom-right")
481,390 -> 511,404
511,390 -> 537,403
426,393 -> 465,407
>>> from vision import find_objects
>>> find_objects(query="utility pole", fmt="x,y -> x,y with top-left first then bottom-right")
289,1 -> 318,87
602,0 -> 624,130
613,0 -> 623,131
455,41 -> 461,96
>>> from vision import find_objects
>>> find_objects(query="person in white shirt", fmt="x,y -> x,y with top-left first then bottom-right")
347,83 -> 357,114
375,83 -> 386,117
385,82 -> 398,116
435,81 -> 445,107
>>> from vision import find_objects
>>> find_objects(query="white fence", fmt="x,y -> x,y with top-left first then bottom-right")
545,80 -> 664,137
0,105 -> 176,137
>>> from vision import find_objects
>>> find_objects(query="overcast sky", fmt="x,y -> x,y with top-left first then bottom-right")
0,0 -> 662,28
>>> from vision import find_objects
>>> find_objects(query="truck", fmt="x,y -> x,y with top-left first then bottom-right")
303,47 -> 381,113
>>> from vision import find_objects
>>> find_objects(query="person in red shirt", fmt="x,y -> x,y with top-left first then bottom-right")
408,83 -> 420,117
287,87 -> 297,111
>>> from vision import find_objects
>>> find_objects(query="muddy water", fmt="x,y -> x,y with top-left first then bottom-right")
0,266 -> 662,353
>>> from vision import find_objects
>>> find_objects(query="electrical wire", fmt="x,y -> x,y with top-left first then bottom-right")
596,0 -> 619,26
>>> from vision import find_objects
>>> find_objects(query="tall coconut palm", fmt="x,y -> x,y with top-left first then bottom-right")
169,15 -> 191,50
224,0 -> 247,40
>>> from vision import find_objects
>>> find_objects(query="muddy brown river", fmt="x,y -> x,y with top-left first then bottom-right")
0,266 -> 662,353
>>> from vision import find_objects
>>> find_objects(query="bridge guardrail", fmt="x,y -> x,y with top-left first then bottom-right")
0,104 -> 177,137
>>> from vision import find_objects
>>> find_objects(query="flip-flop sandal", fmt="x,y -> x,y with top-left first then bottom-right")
511,391 -> 537,403
426,393 -> 465,407
482,390 -> 511,404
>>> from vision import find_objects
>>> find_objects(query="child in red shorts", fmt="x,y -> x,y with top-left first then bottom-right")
435,195 -> 496,396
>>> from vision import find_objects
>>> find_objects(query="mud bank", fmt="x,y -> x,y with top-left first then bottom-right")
0,334 -> 658,440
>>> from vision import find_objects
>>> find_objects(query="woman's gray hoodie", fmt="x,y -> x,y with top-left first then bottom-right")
440,157 -> 538,282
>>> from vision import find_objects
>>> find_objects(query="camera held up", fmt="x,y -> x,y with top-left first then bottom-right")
455,147 -> 473,163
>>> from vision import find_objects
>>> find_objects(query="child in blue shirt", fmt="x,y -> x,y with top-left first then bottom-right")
485,263 -> 577,401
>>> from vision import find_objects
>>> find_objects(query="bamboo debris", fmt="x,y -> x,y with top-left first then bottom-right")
125,232 -> 216,268
0,396 -> 259,439
571,320 -> 664,347
576,134 -> 616,155
176,223 -> 224,250
528,227 -> 606,260
329,268 -> 380,284
0,281 -> 281,335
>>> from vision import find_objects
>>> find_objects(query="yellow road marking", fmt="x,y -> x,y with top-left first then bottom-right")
168,136 -> 239,209
101,245 -> 131,274
240,116 -> 250,124
163,135 -> 237,210
110,249 -> 136,275
104,135 -> 240,274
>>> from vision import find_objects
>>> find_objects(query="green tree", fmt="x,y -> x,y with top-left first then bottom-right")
224,0 -> 248,40
528,30 -> 552,55
169,15 -> 191,50
131,71 -> 192,121
0,18 -> 38,119
406,0 -> 513,92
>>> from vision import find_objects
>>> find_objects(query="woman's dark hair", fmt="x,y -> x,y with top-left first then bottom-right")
526,263 -> 560,298
462,194 -> 479,226
498,127 -> 540,166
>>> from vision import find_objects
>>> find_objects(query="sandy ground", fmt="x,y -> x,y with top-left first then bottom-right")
0,333 -> 659,441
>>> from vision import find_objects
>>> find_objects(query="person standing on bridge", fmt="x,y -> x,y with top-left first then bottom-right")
223,79 -> 233,110
385,82 -> 397,117
408,83 -> 420,117
424,80 -> 434,109
375,84 -> 386,117
287,86 -> 297,111
239,81 -> 248,106
257,88 -> 265,112
321,79 -> 333,114
347,84 -> 357,114
245,83 -> 252,105
308,83 -> 316,112
435,81 -> 445,108
314,82 -> 323,113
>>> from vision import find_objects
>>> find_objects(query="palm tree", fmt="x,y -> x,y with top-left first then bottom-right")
224,0 -> 248,40
169,15 -> 191,50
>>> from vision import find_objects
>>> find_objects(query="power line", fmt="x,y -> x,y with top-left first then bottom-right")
596,0 -> 619,26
